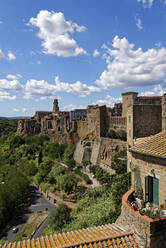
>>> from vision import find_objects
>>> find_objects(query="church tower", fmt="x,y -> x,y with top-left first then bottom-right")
53,99 -> 59,114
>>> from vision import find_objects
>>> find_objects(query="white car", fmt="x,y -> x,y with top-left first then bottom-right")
12,227 -> 18,233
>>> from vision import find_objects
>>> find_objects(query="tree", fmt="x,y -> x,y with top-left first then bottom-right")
9,135 -> 25,149
111,150 -> 127,174
48,204 -> 71,232
63,145 -> 76,168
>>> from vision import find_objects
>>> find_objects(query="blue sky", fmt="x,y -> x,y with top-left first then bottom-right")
1,0 -> 166,116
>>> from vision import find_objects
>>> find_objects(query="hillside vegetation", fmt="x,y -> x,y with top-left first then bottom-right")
0,118 -> 130,238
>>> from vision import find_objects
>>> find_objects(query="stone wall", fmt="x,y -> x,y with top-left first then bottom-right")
97,137 -> 126,166
75,137 -> 126,166
109,116 -> 126,131
129,151 -> 166,207
133,105 -> 162,139
77,120 -> 88,139
74,140 -> 92,164
116,189 -> 166,248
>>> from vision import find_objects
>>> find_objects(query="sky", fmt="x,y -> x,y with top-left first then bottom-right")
1,0 -> 166,117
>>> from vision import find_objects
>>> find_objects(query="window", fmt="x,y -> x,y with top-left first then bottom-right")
128,115 -> 131,123
145,176 -> 159,206
134,165 -> 141,188
129,128 -> 131,137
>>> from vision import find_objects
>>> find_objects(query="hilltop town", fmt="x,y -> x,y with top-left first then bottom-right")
1,92 -> 166,248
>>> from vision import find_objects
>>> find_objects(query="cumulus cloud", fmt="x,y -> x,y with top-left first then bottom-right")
0,49 -> 4,58
7,74 -> 22,80
140,84 -> 165,96
62,104 -> 86,111
13,108 -> 19,112
22,108 -> 27,113
24,76 -> 100,99
7,51 -> 16,60
28,10 -> 87,57
137,0 -> 154,8
135,16 -> 143,30
0,75 -> 23,101
93,95 -> 122,108
54,76 -> 100,97
93,49 -> 100,57
0,77 -> 23,91
96,35 -> 166,89
0,91 -> 16,101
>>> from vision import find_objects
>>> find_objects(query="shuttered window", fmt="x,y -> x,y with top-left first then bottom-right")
145,176 -> 159,206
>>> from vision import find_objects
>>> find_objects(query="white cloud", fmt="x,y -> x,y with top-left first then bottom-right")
7,51 -> 16,60
22,108 -> 27,113
137,0 -> 154,8
155,42 -> 162,48
0,75 -> 23,101
24,76 -> 100,99
0,21 -> 3,25
13,108 -> 19,112
93,95 -> 122,108
140,84 -> 165,96
7,74 -> 22,80
0,49 -> 4,58
0,90 -> 16,101
54,76 -> 100,97
28,10 -> 87,57
30,51 -> 36,56
40,96 -> 47,100
93,49 -> 100,57
96,35 -> 166,89
135,16 -> 143,30
62,104 -> 86,111
0,77 -> 23,91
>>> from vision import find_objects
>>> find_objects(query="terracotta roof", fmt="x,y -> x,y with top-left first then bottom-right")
130,131 -> 166,159
0,223 -> 139,248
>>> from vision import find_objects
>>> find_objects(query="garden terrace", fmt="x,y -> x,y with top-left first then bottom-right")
116,189 -> 166,248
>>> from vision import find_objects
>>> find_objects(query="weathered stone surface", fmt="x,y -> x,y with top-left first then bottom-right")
117,189 -> 166,248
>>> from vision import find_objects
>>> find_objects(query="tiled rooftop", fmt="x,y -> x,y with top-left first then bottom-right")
0,223 -> 139,248
130,130 -> 166,158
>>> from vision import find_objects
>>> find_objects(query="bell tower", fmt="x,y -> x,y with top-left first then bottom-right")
53,99 -> 59,114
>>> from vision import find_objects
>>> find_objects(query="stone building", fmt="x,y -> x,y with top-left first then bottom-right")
18,98 -> 127,166
128,131 -> 166,207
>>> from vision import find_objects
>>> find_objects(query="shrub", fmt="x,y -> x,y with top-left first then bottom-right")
107,129 -> 127,141
111,150 -> 127,174
48,203 -> 71,232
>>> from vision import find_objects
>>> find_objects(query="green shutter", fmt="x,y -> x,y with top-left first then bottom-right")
153,178 -> 159,206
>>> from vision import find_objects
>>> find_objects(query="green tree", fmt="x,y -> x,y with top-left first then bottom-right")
48,203 -> 71,232
111,150 -> 127,174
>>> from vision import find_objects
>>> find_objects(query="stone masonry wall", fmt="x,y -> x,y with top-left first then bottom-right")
129,151 -> 166,207
133,105 -> 162,139
116,189 -> 166,248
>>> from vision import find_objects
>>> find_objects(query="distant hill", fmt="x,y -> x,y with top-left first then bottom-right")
0,116 -> 30,119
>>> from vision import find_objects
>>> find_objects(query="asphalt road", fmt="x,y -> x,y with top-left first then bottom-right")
2,184 -> 56,242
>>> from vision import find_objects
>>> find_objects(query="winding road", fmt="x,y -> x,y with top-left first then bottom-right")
2,184 -> 56,242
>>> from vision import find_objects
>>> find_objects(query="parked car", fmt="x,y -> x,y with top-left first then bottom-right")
12,227 -> 18,233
